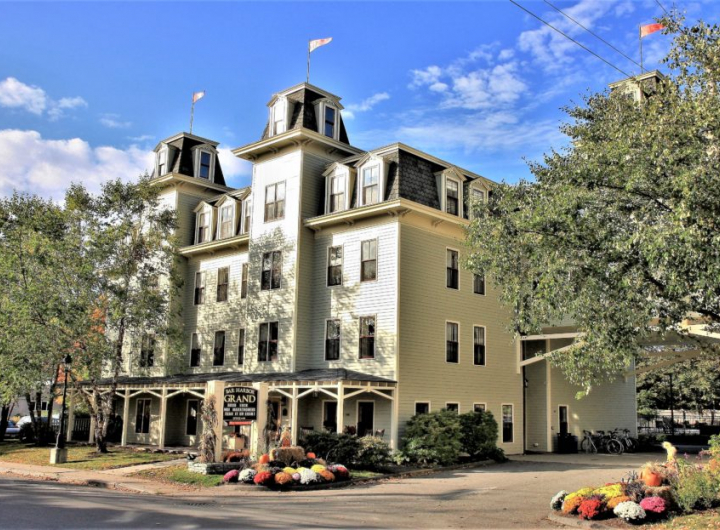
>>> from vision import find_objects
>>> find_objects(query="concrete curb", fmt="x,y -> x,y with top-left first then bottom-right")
547,512 -> 618,529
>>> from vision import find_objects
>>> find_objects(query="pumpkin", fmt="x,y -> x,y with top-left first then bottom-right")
306,452 -> 316,459
641,467 -> 663,487
259,453 -> 270,465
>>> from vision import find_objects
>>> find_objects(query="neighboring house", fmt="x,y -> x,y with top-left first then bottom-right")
81,81 -> 637,455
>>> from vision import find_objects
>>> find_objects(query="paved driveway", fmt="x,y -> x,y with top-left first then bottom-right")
0,452 -> 660,529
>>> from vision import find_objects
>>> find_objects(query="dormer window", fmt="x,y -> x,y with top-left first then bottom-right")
196,211 -> 210,244
218,204 -> 234,239
242,199 -> 252,234
272,98 -> 287,135
324,106 -> 336,138
469,185 -> 487,219
362,166 -> 380,206
446,180 -> 459,216
329,174 -> 345,213
194,148 -> 215,181
157,148 -> 168,176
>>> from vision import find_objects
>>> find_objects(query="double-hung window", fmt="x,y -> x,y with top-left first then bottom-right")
415,402 -> 430,415
190,333 -> 201,367
446,403 -> 460,414
447,249 -> 459,289
327,246 -> 342,287
237,329 -> 245,365
446,180 -> 459,216
324,106 -> 336,138
361,240 -> 377,282
446,322 -> 459,363
194,271 -> 205,305
157,149 -> 167,176
197,212 -> 210,244
258,322 -> 279,362
264,182 -> 285,222
361,166 -> 379,205
273,99 -> 286,135
213,331 -> 225,366
199,151 -> 212,180
325,319 -> 341,361
473,326 -> 486,366
473,274 -> 485,295
359,317 -> 375,360
241,263 -> 248,298
329,174 -> 345,213
216,267 -> 229,302
261,251 -> 282,290
502,404 -> 514,443
135,398 -> 151,434
242,200 -> 251,234
219,205 -> 234,239
139,334 -> 155,368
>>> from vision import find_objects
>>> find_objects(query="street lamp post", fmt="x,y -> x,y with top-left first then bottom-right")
50,353 -> 72,464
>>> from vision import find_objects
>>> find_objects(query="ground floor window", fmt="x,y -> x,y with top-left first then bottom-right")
446,402 -> 459,413
502,404 -> 514,443
135,398 -> 151,434
186,399 -> 199,436
415,402 -> 430,415
473,403 -> 486,413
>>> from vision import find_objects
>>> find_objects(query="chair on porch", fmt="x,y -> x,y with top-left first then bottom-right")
374,429 -> 385,439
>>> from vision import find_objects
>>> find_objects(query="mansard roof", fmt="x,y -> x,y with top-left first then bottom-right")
260,83 -> 350,145
152,132 -> 226,186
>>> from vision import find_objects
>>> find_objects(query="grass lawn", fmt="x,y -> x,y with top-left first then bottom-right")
133,464 -> 223,487
351,469 -> 384,479
650,509 -> 720,530
0,441 -> 179,471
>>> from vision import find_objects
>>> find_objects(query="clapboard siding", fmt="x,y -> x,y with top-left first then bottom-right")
525,361 -> 549,451
397,223 -> 524,454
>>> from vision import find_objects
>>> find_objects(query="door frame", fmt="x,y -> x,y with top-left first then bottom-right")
322,399 -> 338,432
558,404 -> 569,436
356,400 -> 375,436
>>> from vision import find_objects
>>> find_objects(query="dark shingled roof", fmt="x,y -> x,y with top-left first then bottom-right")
152,133 -> 226,186
261,86 -> 350,145
84,368 -> 395,387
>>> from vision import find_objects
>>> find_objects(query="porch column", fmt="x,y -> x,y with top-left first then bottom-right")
65,391 -> 75,443
250,382 -> 268,458
207,380 -> 226,463
336,382 -> 344,434
290,385 -> 299,446
390,388 -> 399,450
120,389 -> 130,447
88,392 -> 96,443
158,387 -> 168,450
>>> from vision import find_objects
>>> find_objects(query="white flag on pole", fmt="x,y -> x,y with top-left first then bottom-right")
309,37 -> 332,52
192,91 -> 206,103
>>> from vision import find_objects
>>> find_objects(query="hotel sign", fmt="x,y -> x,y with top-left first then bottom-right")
223,386 -> 258,425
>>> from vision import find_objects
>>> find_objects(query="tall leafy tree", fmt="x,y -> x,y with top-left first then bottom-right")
465,16 -> 720,391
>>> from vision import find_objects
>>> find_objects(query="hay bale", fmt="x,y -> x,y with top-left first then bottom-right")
271,446 -> 306,465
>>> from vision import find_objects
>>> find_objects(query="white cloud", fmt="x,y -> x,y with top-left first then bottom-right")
0,129 -> 154,201
409,65 -> 444,89
127,134 -> 154,142
343,92 -> 390,119
443,62 -> 527,110
0,78 -> 47,115
217,146 -> 252,187
0,77 -> 87,120
100,113 -> 132,129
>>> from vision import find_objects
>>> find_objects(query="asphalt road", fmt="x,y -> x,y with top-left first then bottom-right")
0,453 -> 651,529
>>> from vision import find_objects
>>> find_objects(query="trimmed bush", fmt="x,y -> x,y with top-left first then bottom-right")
356,436 -> 392,470
459,410 -> 504,461
301,431 -> 361,464
400,409 -> 462,466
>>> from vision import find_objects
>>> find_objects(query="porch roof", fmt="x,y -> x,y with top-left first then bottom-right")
85,368 -> 396,389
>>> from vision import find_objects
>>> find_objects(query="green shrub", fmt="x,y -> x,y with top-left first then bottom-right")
300,431 -> 361,464
356,436 -> 392,470
670,458 -> 719,513
400,410 -> 462,466
459,410 -> 505,461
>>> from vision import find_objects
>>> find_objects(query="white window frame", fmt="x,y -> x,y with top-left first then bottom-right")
446,247 -> 460,290
501,403 -> 515,444
324,318 -> 341,362
358,163 -> 382,207
358,315 -> 376,360
558,404 -> 570,434
445,177 -> 461,217
445,320 -> 460,364
473,325 -> 487,367
473,402 -> 487,413
445,402 -> 460,414
189,332 -> 201,367
469,184 -> 488,220
195,209 -> 212,244
414,401 -> 431,415
355,400 -> 376,436
271,97 -> 288,136
316,100 -> 341,141
326,245 -> 343,287
216,266 -> 229,303
264,181 -> 286,223
360,239 -> 378,283
213,330 -> 226,367
194,271 -> 205,305
217,203 -> 235,240
241,198 -> 252,234
326,170 -> 349,214
473,273 -> 486,296
194,148 -> 215,182
156,146 -> 169,177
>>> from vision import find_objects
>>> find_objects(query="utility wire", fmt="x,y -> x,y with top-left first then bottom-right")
508,0 -> 633,78
655,0 -> 671,17
543,0 -> 642,70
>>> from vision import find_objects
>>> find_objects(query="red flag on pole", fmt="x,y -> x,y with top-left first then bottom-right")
309,37 -> 332,52
640,23 -> 664,38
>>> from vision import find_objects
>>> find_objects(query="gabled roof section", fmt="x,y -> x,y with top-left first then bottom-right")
152,132 -> 226,186
193,200 -> 213,213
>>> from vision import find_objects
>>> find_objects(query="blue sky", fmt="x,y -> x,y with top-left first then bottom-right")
0,0 -> 716,200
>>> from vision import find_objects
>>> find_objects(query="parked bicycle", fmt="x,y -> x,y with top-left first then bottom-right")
580,429 -> 624,454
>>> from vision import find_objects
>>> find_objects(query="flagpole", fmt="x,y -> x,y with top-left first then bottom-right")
639,25 -> 644,74
307,41 -> 311,84
190,94 -> 195,134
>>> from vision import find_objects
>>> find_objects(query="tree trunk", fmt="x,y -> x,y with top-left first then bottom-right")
0,404 -> 9,443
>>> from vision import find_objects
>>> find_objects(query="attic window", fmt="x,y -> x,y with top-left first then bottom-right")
328,173 -> 346,213
324,107 -> 336,138
194,149 -> 215,181
199,152 -> 211,179
218,204 -> 234,239
361,166 -> 379,206
446,180 -> 459,216
196,211 -> 210,244
157,148 -> 168,176
273,99 -> 287,135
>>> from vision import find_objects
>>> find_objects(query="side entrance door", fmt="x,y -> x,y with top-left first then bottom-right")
357,401 -> 374,437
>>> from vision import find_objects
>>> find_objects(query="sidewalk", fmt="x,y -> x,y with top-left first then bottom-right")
0,460 -> 191,496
